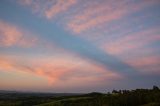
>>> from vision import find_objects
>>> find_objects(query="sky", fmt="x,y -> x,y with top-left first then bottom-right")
0,0 -> 160,93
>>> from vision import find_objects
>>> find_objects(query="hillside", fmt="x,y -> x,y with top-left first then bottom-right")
0,86 -> 160,106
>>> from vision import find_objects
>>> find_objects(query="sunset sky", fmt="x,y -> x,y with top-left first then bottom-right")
0,0 -> 160,93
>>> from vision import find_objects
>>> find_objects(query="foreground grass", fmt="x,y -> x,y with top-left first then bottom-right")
141,103 -> 160,106
37,97 -> 94,106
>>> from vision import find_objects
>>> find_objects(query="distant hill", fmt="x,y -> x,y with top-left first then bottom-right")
0,90 -> 82,96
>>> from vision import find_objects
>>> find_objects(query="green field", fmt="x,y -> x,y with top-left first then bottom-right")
0,86 -> 160,106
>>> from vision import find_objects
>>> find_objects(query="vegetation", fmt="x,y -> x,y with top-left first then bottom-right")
0,86 -> 159,106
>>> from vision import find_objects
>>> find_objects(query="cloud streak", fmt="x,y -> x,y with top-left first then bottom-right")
45,0 -> 77,19
126,55 -> 160,75
16,0 -> 160,76
103,28 -> 160,55
65,0 -> 159,34
0,54 -> 121,87
19,0 -> 78,19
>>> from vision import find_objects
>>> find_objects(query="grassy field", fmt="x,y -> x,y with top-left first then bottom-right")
0,86 -> 160,106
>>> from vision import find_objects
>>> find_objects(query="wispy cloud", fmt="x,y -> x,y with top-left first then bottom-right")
65,0 -> 159,34
17,0 -> 153,75
0,54 -> 121,87
45,0 -> 77,19
103,28 -> 160,55
66,0 -> 128,33
18,0 -> 159,34
0,20 -> 37,47
125,55 -> 160,75
101,27 -> 160,75
19,0 -> 78,19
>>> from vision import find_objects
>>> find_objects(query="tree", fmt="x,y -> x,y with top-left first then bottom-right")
153,85 -> 159,91
112,90 -> 118,94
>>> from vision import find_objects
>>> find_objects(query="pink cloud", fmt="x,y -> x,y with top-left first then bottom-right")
66,1 -> 128,34
19,0 -> 32,5
18,0 -> 40,13
125,55 -> 160,74
19,0 -> 77,19
0,20 -> 37,47
0,54 -> 121,87
67,9 -> 127,34
99,27 -> 160,75
65,0 -> 159,34
18,0 -> 159,35
102,28 -> 160,55
45,0 -> 77,19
